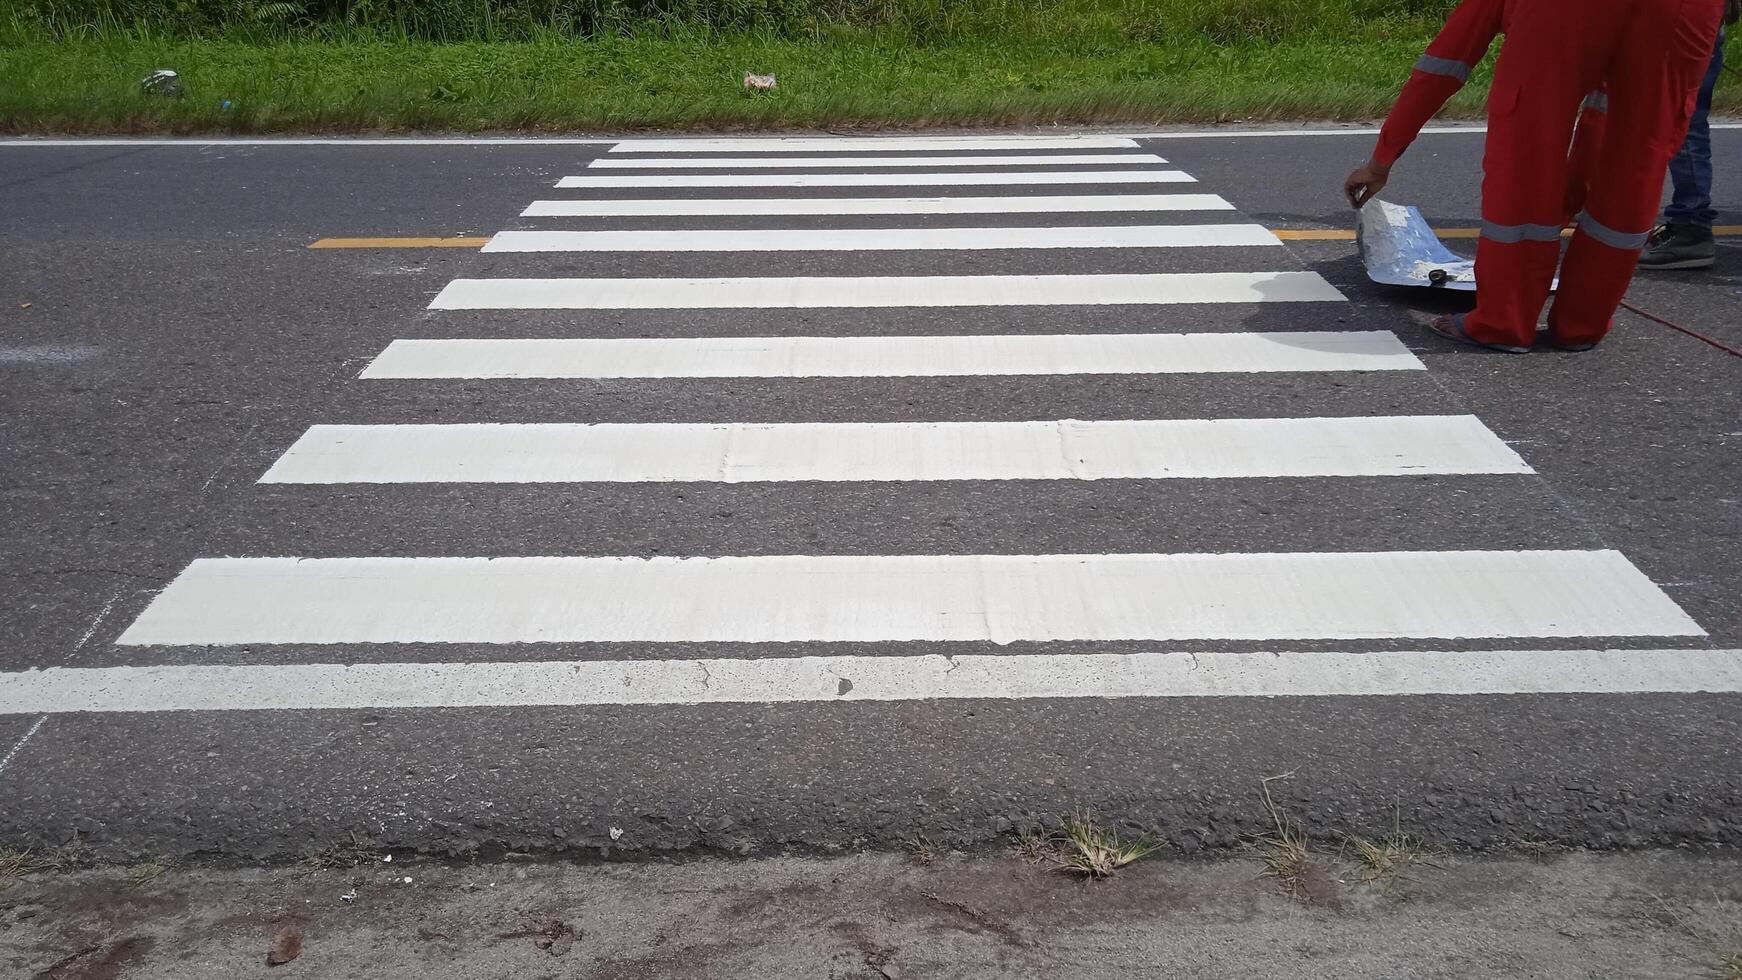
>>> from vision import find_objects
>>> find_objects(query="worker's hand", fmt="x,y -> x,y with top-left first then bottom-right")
1344,158 -> 1392,209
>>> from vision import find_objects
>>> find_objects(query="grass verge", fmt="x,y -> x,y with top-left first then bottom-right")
8,15 -> 1739,136
0,30 -> 1514,134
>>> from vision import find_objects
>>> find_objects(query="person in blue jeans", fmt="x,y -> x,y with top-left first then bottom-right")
1641,10 -> 1735,270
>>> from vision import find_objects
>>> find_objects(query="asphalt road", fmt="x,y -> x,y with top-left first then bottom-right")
1,127 -> 1738,861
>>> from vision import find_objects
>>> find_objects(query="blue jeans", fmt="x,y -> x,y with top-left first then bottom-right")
1664,27 -> 1726,227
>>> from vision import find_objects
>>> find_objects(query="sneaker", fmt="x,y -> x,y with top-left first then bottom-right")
1637,223 -> 1716,270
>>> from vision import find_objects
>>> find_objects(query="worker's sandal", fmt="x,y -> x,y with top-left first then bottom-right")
1426,314 -> 1531,354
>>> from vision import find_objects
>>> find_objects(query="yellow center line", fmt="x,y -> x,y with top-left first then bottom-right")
308,236 -> 490,249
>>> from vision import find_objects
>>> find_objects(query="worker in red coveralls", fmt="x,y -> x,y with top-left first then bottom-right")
1343,0 -> 1725,353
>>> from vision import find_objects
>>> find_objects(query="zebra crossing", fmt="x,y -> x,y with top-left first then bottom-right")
8,132 -> 1733,718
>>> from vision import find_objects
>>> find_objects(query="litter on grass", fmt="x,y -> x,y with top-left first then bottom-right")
141,70 -> 183,98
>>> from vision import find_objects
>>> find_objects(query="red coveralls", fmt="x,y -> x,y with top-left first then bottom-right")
1373,0 -> 1725,349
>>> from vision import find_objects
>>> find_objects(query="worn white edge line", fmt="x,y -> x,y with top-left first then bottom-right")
10,127 -> 1734,147
427,272 -> 1349,309
481,224 -> 1282,252
5,649 -> 1740,714
519,193 -> 1238,216
359,331 -> 1424,379
258,416 -> 1534,484
588,153 -> 1168,168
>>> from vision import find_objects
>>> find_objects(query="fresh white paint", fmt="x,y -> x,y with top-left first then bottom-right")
520,194 -> 1236,217
427,272 -> 1346,310
115,551 -> 1703,646
482,224 -> 1280,253
589,153 -> 1167,169
7,648 -> 1741,714
607,136 -> 1143,152
554,170 -> 1195,188
259,416 -> 1531,485
360,331 -> 1423,379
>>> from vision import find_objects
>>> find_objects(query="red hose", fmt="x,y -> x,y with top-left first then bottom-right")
1618,299 -> 1742,358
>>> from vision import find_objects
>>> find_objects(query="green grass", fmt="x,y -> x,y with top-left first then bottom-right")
1,17 -> 1735,133
0,33 -> 1467,132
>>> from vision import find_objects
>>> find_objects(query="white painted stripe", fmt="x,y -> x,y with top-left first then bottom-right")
608,136 -> 1141,152
361,331 -> 1424,379
260,417 -> 1530,485
482,224 -> 1281,253
520,193 -> 1237,217
554,170 -> 1195,189
428,272 -> 1347,310
589,153 -> 1166,169
7,648 -> 1740,714
115,551 -> 1703,646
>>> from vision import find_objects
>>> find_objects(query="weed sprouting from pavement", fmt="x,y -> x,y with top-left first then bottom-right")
1011,832 -> 1053,865
1053,812 -> 1158,880
1344,808 -> 1438,889
1260,828 -> 1312,898
1255,772 -> 1335,902
126,857 -> 171,888
1511,835 -> 1571,862
907,834 -> 940,866
0,845 -> 74,889
0,848 -> 34,889
302,834 -> 380,873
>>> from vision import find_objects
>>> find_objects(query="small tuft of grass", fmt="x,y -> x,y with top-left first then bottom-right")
302,834 -> 379,873
1254,772 -> 1345,905
1256,773 -> 1312,898
1053,812 -> 1158,880
0,845 -> 73,889
1260,826 -> 1313,898
1344,809 -> 1439,890
1011,832 -> 1053,866
0,847 -> 37,890
125,857 -> 170,888
907,834 -> 940,866
1512,835 -> 1571,862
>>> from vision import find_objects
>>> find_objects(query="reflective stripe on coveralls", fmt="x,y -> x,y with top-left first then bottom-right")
1575,211 -> 1652,250
1415,55 -> 1475,81
1479,221 -> 1565,243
